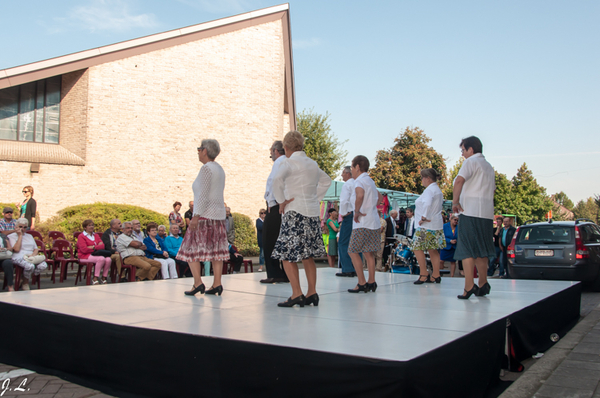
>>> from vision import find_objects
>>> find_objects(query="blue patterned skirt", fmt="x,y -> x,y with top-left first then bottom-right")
272,211 -> 326,262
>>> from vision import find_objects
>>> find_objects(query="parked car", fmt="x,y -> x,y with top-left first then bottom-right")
507,219 -> 600,290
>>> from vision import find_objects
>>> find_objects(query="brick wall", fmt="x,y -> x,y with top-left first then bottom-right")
0,20 -> 288,222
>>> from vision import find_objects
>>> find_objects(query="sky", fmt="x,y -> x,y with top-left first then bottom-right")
1,0 -> 598,203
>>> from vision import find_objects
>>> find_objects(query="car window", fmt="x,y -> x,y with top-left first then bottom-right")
581,224 -> 600,244
517,226 -> 573,244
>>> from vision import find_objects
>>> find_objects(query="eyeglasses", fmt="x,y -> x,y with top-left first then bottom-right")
197,147 -> 205,151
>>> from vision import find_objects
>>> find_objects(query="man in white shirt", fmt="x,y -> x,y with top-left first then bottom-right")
260,141 -> 289,284
404,207 -> 416,238
347,155 -> 383,293
336,166 -> 357,277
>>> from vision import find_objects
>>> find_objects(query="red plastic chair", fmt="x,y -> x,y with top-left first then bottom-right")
13,266 -> 41,291
73,232 -> 82,240
48,231 -> 66,241
223,259 -> 253,273
53,239 -> 79,283
110,254 -> 136,283
34,239 -> 57,283
26,230 -> 44,242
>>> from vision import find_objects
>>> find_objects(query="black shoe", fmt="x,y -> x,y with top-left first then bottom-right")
457,285 -> 479,300
185,284 -> 205,296
305,293 -> 320,306
336,272 -> 357,277
271,278 -> 289,283
278,295 -> 305,307
367,282 -> 378,292
260,278 -> 275,283
205,285 -> 223,296
432,276 -> 441,283
348,284 -> 368,293
120,277 -> 128,283
476,282 -> 491,296
414,275 -> 432,285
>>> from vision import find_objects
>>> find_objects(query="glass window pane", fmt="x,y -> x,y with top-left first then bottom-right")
35,81 -> 45,142
44,76 -> 60,144
19,82 -> 36,142
0,86 -> 18,140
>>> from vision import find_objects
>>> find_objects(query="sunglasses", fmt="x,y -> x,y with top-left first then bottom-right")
197,147 -> 205,151
260,212 -> 266,215
22,190 -> 29,193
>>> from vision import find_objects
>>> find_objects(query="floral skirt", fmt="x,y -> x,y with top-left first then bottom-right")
348,228 -> 380,253
272,211 -> 326,262
410,228 -> 446,251
176,218 -> 229,262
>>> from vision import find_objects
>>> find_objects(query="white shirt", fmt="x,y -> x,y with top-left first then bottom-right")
456,153 -> 495,219
405,217 -> 415,237
193,161 -> 226,220
352,172 -> 380,230
414,183 -> 444,231
339,178 -> 355,217
7,233 -> 36,260
264,155 -> 286,207
83,231 -> 96,241
272,151 -> 332,217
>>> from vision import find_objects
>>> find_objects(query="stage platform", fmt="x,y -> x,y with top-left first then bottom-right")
0,269 -> 581,397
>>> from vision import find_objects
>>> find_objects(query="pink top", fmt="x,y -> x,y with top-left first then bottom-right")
76,233 -> 105,259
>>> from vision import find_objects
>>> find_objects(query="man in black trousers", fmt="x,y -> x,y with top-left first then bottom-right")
260,140 -> 289,283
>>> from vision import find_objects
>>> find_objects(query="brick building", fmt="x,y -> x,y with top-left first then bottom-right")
0,4 -> 295,221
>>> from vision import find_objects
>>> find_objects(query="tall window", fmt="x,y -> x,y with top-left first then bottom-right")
0,76 -> 61,144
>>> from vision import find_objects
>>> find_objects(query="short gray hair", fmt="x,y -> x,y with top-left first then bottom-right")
15,218 -> 28,227
158,225 -> 166,231
272,140 -> 285,156
201,139 -> 221,160
123,221 -> 133,228
343,166 -> 352,175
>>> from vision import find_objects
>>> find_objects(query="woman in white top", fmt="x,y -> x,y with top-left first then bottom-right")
8,218 -> 48,290
271,131 -> 332,308
177,139 -> 229,296
412,168 -> 445,285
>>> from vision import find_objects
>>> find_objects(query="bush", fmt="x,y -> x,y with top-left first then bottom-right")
0,203 -> 19,217
36,203 -> 169,243
233,212 -> 259,257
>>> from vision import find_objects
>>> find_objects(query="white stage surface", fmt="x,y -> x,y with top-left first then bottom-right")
0,269 -> 581,397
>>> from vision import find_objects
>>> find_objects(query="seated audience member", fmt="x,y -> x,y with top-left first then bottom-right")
0,207 -> 17,236
101,218 -> 124,281
1,233 -> 15,291
164,224 -> 190,277
8,218 -> 48,290
131,219 -> 147,242
77,219 -> 111,284
116,222 -> 161,281
157,225 -> 167,239
144,222 -> 178,279
229,243 -> 244,273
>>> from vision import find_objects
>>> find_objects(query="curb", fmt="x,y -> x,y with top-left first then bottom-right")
499,303 -> 600,398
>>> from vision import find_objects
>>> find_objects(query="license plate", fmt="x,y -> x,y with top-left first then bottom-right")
535,250 -> 554,257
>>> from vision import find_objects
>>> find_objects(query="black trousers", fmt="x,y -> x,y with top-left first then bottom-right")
1,259 -> 14,287
262,205 -> 287,279
230,253 -> 244,272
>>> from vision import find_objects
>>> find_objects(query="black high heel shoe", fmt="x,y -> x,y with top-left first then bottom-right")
348,283 -> 368,293
278,295 -> 305,307
457,285 -> 479,300
205,285 -> 223,296
305,293 -> 319,306
476,282 -> 491,296
367,282 -> 378,292
414,275 -> 432,285
432,276 -> 441,283
184,284 -> 205,296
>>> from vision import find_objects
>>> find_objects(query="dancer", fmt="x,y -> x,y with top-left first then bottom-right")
452,136 -> 495,299
347,155 -> 383,293
271,131 -> 331,307
177,139 -> 229,296
412,168 -> 445,284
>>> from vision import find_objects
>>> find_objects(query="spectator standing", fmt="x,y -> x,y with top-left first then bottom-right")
498,217 -> 516,279
101,219 -> 123,281
452,136 -> 496,299
16,186 -> 37,230
271,131 -> 332,307
184,201 -> 194,230
77,219 -> 111,284
261,140 -> 289,284
8,218 -> 48,290
347,155 -> 383,293
117,221 -> 161,281
144,222 -> 178,279
488,216 -> 504,276
164,224 -> 189,277
169,202 -> 186,232
382,210 -> 396,271
336,166 -> 357,277
326,208 -> 340,268
256,209 -> 266,271
441,215 -> 459,277
225,207 -> 235,244
0,233 -> 15,291
404,207 -> 416,238
412,168 -> 445,285
375,209 -> 387,272
0,207 -> 17,236
176,139 -> 229,296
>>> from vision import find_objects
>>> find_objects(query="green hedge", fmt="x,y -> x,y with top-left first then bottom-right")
36,203 -> 169,243
233,212 -> 259,257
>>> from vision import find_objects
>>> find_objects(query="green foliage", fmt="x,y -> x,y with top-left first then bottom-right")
494,172 -> 515,216
232,212 -> 259,257
370,126 -> 447,194
297,108 -> 348,179
442,157 -> 464,200
552,191 -> 574,210
573,197 -> 599,222
36,203 -> 169,243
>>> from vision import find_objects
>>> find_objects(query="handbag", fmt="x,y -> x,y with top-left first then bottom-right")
0,250 -> 12,260
92,249 -> 114,258
23,254 -> 46,265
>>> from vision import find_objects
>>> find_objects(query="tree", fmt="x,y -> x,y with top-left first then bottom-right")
442,157 -> 464,200
510,163 -> 553,224
552,191 -> 574,210
370,127 -> 447,194
297,108 -> 348,180
573,197 -> 599,222
494,171 -> 515,216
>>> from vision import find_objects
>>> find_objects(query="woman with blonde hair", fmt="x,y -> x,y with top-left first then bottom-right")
16,186 -> 37,230
271,131 -> 332,307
